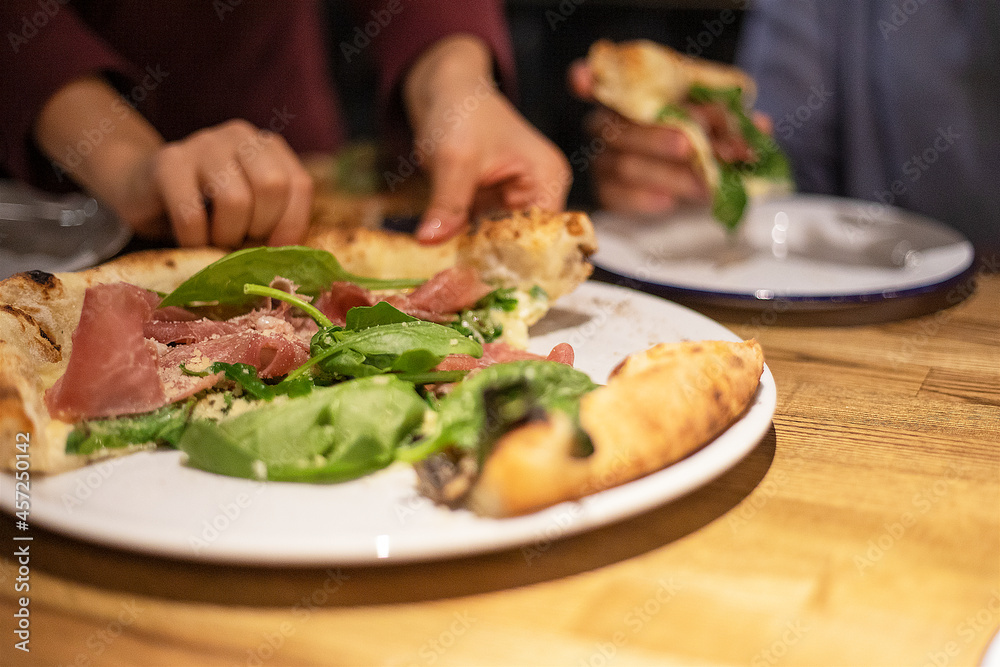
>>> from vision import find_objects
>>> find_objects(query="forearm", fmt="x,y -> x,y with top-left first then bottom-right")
403,34 -> 494,129
33,76 -> 166,233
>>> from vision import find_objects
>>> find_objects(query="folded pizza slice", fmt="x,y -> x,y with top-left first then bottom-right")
414,339 -> 764,517
587,39 -> 792,228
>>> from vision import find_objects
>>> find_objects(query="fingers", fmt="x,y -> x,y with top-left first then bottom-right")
567,59 -> 595,101
416,146 -> 479,244
267,163 -> 313,247
752,111 -> 774,135
595,178 -> 680,215
154,145 -> 209,247
200,147 -> 253,248
152,120 -> 310,248
585,108 -> 693,162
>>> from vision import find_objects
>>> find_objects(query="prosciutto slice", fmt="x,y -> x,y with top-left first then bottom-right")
144,318 -> 243,345
391,267 -> 493,314
159,329 -> 311,402
316,267 -> 494,325
45,283 -> 167,421
435,341 -> 575,372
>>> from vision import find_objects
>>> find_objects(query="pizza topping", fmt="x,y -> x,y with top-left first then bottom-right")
45,283 -> 168,421
159,246 -> 423,310
389,266 -> 493,315
658,84 -> 790,230
177,375 -> 427,482
144,318 -> 244,345
299,302 -> 482,383
435,341 -> 574,372
159,329 -> 311,402
315,282 -> 376,325
400,360 -> 598,467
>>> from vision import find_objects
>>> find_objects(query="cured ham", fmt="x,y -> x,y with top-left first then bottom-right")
45,283 -> 167,420
436,341 -> 575,372
316,267 -> 494,325
44,266 -> 552,421
315,282 -> 375,325
144,318 -> 242,345
159,329 -> 310,402
392,267 -> 493,314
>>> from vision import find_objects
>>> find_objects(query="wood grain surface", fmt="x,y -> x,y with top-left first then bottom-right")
2,261 -> 998,667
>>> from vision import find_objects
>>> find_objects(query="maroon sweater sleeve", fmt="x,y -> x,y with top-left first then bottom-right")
0,2 -> 140,185
344,0 -> 517,145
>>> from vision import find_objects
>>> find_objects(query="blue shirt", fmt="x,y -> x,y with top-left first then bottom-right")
738,0 -> 1000,252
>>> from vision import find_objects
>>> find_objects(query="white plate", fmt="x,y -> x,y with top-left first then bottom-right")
0,179 -> 131,280
983,629 -> 1000,667
1,282 -> 776,565
592,194 -> 975,308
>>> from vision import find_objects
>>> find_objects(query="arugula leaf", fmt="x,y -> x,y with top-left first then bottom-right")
345,301 -> 419,330
713,164 -> 749,231
178,375 -> 427,482
159,246 -> 424,309
686,84 -> 791,181
449,287 -> 520,344
290,308 -> 482,382
684,84 -> 791,230
66,401 -> 195,455
656,104 -> 691,123
210,362 -> 278,401
398,360 -> 598,464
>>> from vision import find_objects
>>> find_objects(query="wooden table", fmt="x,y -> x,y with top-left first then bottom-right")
3,263 -> 998,667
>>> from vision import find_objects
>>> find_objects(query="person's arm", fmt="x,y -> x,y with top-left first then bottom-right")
34,75 -> 313,248
402,35 -> 570,243
351,0 -> 570,243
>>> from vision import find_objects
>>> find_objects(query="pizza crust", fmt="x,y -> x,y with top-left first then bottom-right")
588,38 -> 755,123
465,339 -> 765,517
0,248 -> 226,473
307,207 -> 597,302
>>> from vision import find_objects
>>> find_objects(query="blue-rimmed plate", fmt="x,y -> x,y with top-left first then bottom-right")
592,194 -> 975,310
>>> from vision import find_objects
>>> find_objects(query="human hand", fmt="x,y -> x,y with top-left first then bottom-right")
568,59 -> 771,215
142,120 -> 313,247
404,36 -> 571,244
35,76 -> 312,248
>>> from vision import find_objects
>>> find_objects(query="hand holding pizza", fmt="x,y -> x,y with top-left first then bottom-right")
404,36 -> 572,244
568,57 -> 774,217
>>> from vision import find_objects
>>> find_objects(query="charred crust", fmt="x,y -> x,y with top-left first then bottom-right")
0,305 -> 62,358
22,270 -> 56,287
415,448 -> 479,506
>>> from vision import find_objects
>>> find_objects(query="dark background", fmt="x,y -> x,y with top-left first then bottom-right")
324,1 -> 747,207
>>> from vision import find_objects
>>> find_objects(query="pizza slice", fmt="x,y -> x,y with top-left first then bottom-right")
0,209 -> 595,475
414,339 -> 763,517
586,39 -> 792,229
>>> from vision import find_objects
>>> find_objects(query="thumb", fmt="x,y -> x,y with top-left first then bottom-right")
567,59 -> 595,101
416,153 -> 478,244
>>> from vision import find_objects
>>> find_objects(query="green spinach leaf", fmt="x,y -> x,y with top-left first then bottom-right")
159,246 -> 424,309
178,375 -> 427,482
66,401 -> 195,455
398,360 -> 598,464
713,164 -> 749,231
289,303 -> 482,382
